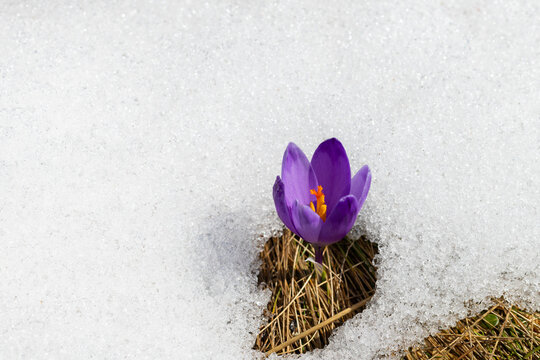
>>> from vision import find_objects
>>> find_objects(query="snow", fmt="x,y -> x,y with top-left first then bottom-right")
1,1 -> 539,359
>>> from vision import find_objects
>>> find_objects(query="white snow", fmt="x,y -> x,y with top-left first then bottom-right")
1,1 -> 539,359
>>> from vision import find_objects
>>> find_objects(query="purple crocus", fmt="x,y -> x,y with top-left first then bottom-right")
273,138 -> 371,264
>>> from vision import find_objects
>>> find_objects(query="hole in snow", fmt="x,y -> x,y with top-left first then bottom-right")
404,299 -> 540,359
254,228 -> 378,355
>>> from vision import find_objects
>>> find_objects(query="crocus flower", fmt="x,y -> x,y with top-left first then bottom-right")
273,138 -> 371,264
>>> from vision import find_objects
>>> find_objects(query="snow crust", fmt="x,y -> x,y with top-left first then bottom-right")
1,1 -> 538,359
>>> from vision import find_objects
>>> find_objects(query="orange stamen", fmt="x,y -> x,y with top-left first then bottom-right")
309,185 -> 327,221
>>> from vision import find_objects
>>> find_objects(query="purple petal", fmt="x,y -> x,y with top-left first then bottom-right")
291,200 -> 322,244
350,165 -> 371,209
273,176 -> 298,234
281,142 -> 318,207
318,195 -> 359,245
311,138 -> 351,214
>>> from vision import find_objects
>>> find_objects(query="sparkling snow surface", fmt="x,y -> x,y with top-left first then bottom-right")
1,1 -> 539,359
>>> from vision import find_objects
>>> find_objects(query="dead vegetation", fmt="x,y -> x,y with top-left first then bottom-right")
254,229 -> 378,355
405,299 -> 539,360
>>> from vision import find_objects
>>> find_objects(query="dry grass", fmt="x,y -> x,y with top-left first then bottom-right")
254,229 -> 378,356
254,229 -> 539,359
404,299 -> 540,360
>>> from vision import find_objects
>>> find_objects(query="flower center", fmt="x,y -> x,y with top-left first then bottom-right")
309,185 -> 327,222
